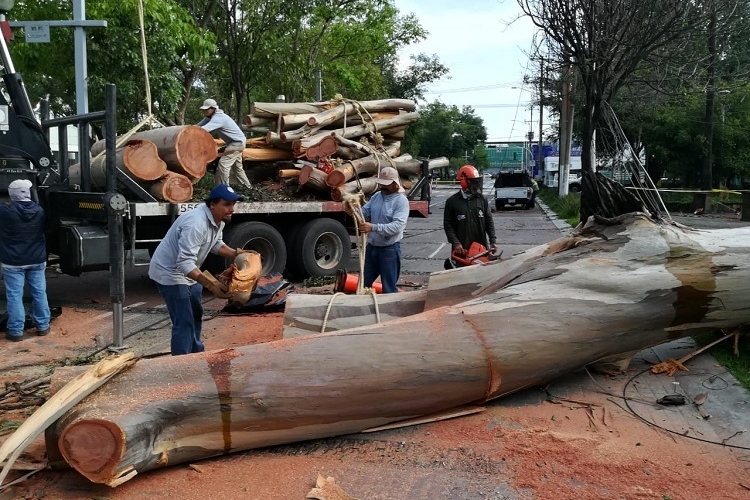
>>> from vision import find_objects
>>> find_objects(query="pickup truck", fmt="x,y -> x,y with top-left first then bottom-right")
493,171 -> 534,210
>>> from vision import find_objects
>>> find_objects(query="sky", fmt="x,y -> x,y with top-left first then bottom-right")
394,0 -> 547,143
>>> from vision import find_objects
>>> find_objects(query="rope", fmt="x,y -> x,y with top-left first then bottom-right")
320,292 -> 345,333
320,288 -> 382,334
343,193 -> 367,295
137,0 -> 153,124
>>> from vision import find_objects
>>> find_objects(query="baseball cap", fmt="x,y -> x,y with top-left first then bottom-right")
374,166 -> 400,186
205,184 -> 245,202
200,98 -> 218,110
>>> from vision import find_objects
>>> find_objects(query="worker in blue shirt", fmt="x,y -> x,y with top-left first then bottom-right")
358,167 -> 409,293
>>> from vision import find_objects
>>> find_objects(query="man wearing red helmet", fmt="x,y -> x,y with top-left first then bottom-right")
443,165 -> 497,261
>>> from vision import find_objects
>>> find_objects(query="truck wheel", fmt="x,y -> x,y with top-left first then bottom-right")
495,200 -> 504,211
224,221 -> 286,276
289,218 -> 351,279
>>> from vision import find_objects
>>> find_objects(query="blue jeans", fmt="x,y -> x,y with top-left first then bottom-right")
364,242 -> 401,293
156,282 -> 205,356
2,263 -> 50,337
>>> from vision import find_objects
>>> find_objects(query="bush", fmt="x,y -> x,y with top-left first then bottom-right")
537,187 -> 581,227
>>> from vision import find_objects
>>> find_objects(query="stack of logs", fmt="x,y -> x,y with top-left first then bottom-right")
242,98 -> 446,200
78,126 -> 218,203
73,98 -> 441,203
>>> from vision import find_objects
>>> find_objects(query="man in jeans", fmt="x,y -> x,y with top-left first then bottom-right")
357,167 -> 409,293
197,98 -> 252,189
0,179 -> 51,341
149,184 -> 250,355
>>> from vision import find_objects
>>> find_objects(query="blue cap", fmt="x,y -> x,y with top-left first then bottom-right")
205,184 -> 245,202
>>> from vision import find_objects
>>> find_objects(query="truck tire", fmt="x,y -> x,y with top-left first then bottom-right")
289,218 -> 351,279
224,221 -> 287,276
495,200 -> 504,211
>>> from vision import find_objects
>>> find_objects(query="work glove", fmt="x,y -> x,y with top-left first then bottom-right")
194,272 -> 231,299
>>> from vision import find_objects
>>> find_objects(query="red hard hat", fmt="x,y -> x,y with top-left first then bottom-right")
457,165 -> 480,190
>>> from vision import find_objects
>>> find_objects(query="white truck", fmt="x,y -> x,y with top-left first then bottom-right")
493,170 -> 534,210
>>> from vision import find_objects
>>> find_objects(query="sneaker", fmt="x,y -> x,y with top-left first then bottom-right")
36,329 -> 49,336
5,334 -> 23,342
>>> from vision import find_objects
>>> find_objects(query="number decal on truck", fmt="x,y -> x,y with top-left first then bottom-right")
177,203 -> 201,213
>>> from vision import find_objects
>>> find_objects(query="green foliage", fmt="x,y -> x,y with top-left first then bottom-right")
693,332 -> 750,390
537,186 -> 581,227
402,101 -> 488,167
7,0 -> 444,132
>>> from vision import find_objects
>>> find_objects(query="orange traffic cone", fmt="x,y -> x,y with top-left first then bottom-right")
334,270 -> 388,294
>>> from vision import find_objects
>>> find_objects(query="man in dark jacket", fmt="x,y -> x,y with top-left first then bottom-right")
0,179 -> 50,341
444,165 -> 497,264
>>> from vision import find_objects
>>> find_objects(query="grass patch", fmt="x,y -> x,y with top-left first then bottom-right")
537,187 -> 582,227
693,331 -> 750,390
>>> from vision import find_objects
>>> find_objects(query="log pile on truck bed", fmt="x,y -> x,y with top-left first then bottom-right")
84,98 -> 442,204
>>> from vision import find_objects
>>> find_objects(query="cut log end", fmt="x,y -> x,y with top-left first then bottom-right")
59,419 -> 123,477
148,172 -> 194,203
325,170 -> 346,188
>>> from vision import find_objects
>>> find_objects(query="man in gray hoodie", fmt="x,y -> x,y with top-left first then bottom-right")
0,179 -> 50,341
197,98 -> 252,189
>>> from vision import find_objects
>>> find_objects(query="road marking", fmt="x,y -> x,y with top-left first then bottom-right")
429,242 -> 446,259
124,301 -> 146,311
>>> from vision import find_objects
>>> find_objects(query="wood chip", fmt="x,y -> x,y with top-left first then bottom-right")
306,475 -> 359,500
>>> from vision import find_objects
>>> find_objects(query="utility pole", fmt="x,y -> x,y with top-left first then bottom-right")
558,64 -> 574,197
537,60 -> 544,182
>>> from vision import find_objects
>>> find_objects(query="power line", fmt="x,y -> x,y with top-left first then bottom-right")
425,82 -> 523,94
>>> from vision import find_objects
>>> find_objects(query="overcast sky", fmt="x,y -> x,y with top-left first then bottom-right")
395,0 -> 546,143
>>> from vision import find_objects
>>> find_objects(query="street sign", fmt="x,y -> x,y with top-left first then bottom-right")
25,23 -> 49,43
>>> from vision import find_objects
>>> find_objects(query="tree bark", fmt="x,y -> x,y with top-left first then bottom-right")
44,213 -> 750,486
251,99 -> 416,119
92,126 -> 216,183
146,172 -> 194,203
293,112 -> 420,150
330,177 -> 380,201
70,140 -> 167,191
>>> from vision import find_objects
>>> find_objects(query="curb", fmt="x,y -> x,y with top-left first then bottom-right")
536,199 -> 574,234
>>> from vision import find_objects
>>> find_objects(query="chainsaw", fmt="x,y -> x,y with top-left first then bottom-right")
446,242 -> 501,269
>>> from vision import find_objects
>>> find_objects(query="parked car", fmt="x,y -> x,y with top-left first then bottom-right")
494,171 -> 534,210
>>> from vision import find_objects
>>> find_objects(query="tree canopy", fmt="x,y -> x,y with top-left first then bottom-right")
6,0 -> 447,133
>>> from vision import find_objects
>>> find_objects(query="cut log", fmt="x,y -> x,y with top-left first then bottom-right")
294,112 -> 420,151
278,169 -> 301,179
252,99 -> 416,119
0,353 -> 135,486
283,290 -> 428,337
330,177 -> 379,201
44,213 -> 750,487
303,134 -> 338,161
298,165 -> 332,195
325,143 -> 402,188
147,172 -> 194,203
241,147 -> 295,162
92,126 -> 216,182
69,140 -> 167,191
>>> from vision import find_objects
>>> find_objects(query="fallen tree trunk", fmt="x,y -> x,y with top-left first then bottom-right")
293,112 -> 419,151
146,172 -> 194,203
241,147 -> 295,162
92,126 -> 216,182
298,164 -> 332,195
251,99 -> 416,119
46,212 -> 750,487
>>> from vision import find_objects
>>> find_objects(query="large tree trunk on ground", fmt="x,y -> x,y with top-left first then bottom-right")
92,126 -> 216,183
45,213 -> 750,487
146,172 -> 194,203
70,140 -> 166,190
